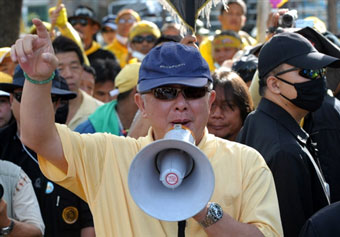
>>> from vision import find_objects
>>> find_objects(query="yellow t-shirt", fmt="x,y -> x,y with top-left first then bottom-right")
39,125 -> 283,237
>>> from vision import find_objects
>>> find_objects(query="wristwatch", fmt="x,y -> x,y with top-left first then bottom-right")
199,202 -> 223,228
0,219 -> 14,235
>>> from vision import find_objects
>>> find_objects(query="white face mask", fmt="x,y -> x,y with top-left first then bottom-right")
131,51 -> 146,61
116,34 -> 128,45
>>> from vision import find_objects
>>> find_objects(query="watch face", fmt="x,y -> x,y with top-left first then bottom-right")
209,203 -> 223,221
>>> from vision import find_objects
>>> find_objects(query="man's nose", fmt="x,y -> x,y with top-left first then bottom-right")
174,92 -> 188,111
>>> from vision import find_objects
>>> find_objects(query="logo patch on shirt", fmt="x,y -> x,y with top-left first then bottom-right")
62,206 -> 79,224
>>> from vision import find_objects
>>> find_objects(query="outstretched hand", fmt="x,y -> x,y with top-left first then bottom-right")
11,18 -> 58,81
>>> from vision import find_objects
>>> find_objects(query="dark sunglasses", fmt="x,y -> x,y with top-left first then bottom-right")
69,18 -> 89,27
143,86 -> 211,100
275,67 -> 326,80
13,92 -> 59,103
132,35 -> 156,44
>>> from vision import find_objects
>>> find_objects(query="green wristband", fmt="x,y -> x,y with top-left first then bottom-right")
23,71 -> 55,85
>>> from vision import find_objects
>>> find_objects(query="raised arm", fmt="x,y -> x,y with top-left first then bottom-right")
11,18 -> 67,173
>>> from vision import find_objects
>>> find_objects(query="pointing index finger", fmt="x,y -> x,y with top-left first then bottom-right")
32,18 -> 50,39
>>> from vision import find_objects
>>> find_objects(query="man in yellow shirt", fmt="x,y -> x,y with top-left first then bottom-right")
68,5 -> 116,64
200,0 -> 256,71
11,19 -> 283,236
106,9 -> 141,68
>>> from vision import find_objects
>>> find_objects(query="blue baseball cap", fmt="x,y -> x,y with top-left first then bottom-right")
137,42 -> 212,93
102,14 -> 117,31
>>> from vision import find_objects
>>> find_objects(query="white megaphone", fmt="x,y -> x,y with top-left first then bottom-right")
128,124 -> 215,221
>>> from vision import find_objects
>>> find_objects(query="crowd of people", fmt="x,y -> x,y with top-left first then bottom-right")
0,0 -> 340,236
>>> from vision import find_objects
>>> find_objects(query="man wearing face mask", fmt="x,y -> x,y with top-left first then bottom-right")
237,32 -> 340,237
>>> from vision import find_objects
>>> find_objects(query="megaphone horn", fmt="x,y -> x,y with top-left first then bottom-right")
128,124 -> 215,221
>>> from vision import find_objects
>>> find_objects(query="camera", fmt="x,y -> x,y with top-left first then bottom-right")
278,9 -> 298,28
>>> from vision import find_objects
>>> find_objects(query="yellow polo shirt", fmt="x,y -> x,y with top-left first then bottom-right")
39,125 -> 283,236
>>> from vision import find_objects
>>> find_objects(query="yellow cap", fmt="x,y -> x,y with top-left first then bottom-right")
213,33 -> 242,49
116,9 -> 141,24
0,47 -> 11,64
29,21 -> 52,34
0,72 -> 13,83
129,20 -> 161,41
115,63 -> 141,94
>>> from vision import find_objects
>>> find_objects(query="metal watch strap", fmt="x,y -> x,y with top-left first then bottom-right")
199,202 -> 223,228
0,219 -> 14,235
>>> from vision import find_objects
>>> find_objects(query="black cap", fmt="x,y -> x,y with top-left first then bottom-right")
232,54 -> 258,83
68,5 -> 100,27
0,65 -> 77,100
258,32 -> 340,79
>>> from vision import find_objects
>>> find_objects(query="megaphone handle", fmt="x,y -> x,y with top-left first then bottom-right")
178,220 -> 186,237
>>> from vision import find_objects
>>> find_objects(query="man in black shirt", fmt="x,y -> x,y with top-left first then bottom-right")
0,66 -> 95,237
237,32 -> 340,236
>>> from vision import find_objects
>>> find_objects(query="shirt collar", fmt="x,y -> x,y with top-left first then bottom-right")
258,98 -> 309,145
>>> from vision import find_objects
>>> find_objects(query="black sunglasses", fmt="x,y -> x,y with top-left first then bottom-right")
69,18 -> 89,27
275,67 -> 326,80
132,35 -> 156,44
142,86 -> 211,100
13,92 -> 59,103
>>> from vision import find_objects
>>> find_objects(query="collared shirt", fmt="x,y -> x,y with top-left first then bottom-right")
237,98 -> 329,237
38,124 -> 283,237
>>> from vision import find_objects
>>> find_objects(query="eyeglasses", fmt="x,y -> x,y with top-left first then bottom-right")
132,35 -> 156,44
142,86 -> 211,100
69,18 -> 89,27
275,67 -> 326,80
118,18 -> 135,24
13,92 -> 59,103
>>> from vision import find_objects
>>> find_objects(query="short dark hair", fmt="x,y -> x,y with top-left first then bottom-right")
82,64 -> 96,79
212,69 -> 253,123
90,58 -> 121,84
52,36 -> 84,65
259,64 -> 284,96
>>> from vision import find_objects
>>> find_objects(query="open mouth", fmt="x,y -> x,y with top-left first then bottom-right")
172,120 -> 190,127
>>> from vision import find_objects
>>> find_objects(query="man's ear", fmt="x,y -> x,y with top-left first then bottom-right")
241,15 -> 246,28
92,24 -> 100,34
266,76 -> 281,94
208,90 -> 216,109
134,93 -> 147,118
